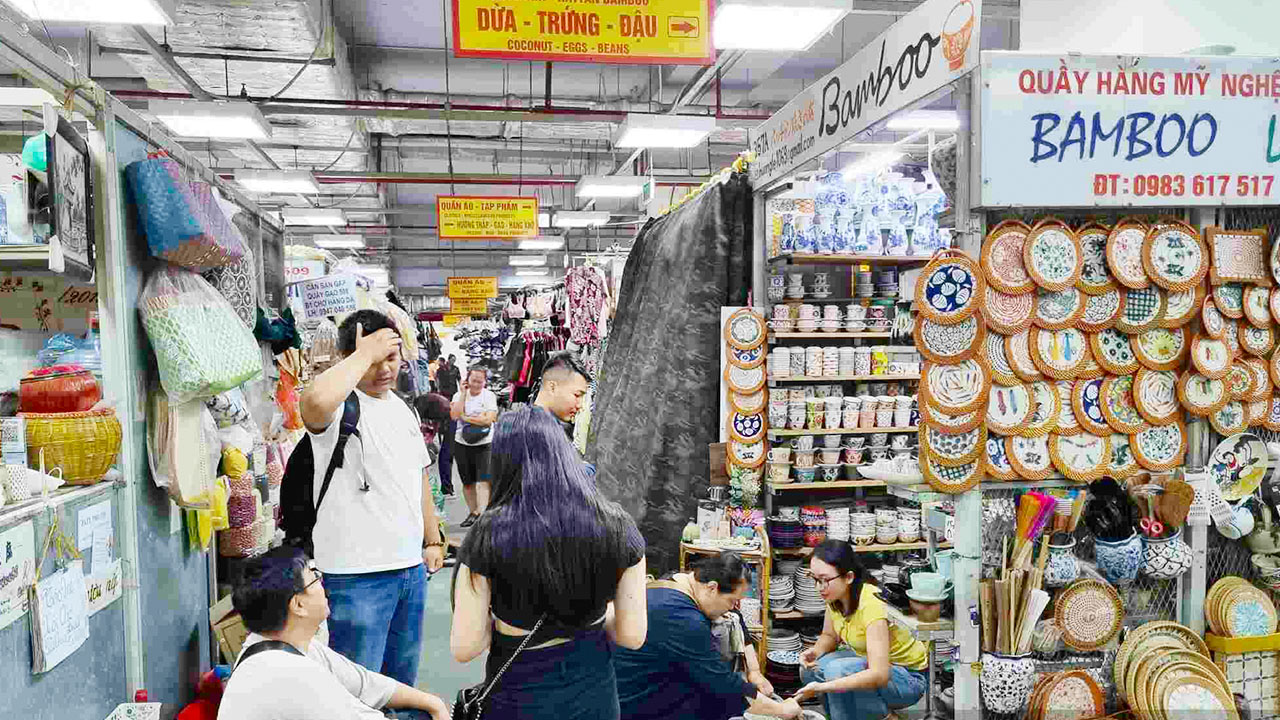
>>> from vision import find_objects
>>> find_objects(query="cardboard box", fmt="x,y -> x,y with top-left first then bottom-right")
210,593 -> 248,663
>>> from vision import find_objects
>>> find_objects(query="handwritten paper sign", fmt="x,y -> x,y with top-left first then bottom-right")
0,520 -> 35,631
287,273 -> 359,321
77,499 -> 111,550
86,559 -> 122,616
31,560 -> 90,673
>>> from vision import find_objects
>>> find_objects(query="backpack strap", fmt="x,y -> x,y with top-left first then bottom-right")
314,392 -> 361,515
234,640 -> 304,673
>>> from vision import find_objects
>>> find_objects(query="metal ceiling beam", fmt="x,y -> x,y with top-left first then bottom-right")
100,44 -> 336,67
128,27 -> 215,101
220,171 -> 706,186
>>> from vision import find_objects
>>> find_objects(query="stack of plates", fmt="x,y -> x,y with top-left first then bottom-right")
827,507 -> 851,541
801,505 -> 828,547
769,575 -> 795,612
775,559 -> 804,577
769,519 -> 805,549
933,640 -> 954,665
800,630 -> 822,648
765,649 -> 803,697
768,629 -> 802,652
793,567 -> 827,615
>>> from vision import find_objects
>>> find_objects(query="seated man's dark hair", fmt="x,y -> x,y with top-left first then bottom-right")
232,546 -> 309,634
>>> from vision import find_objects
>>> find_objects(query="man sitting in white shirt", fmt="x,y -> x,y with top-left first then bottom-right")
217,547 -> 449,720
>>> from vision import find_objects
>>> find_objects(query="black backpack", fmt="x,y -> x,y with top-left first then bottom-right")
280,392 -> 361,555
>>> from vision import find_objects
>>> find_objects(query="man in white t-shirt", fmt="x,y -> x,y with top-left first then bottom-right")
218,546 -> 448,720
299,309 -> 445,687
450,367 -> 498,527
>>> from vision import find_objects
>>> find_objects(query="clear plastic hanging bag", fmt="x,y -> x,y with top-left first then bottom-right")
140,264 -> 262,404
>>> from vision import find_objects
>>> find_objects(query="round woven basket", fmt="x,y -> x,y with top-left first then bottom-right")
20,409 -> 121,484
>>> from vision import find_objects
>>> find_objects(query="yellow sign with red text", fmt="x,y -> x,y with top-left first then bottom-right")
437,196 -> 539,240
449,297 -> 490,315
450,0 -> 713,65
447,276 -> 499,299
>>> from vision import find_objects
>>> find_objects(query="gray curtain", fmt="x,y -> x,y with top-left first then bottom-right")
587,173 -> 752,574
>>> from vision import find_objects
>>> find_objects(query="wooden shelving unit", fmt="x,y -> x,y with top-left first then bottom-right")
769,480 -> 888,492
768,426 -> 917,437
771,541 -> 952,559
768,374 -> 920,383
769,253 -> 930,266
768,332 -> 892,340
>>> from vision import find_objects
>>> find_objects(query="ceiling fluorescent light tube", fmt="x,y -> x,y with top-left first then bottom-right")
2,0 -> 175,24
613,113 -> 716,149
553,211 -> 611,228
518,236 -> 566,251
281,208 -> 346,226
0,87 -> 59,107
236,169 -> 320,194
515,269 -> 550,277
312,234 -> 364,249
509,255 -> 548,267
538,212 -> 551,228
713,0 -> 850,51
885,110 -> 960,131
149,99 -> 272,140
576,176 -> 649,198
843,151 -> 905,178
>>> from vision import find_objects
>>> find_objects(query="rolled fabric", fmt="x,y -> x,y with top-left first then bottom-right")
227,493 -> 257,528
228,472 -> 255,496
219,525 -> 257,557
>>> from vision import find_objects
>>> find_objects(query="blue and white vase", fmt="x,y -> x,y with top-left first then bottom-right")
1094,532 -> 1142,586
1044,537 -> 1080,588
1141,528 -> 1192,580
981,652 -> 1036,715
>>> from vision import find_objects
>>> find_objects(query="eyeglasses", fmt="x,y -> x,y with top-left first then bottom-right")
301,565 -> 324,592
812,574 -> 843,587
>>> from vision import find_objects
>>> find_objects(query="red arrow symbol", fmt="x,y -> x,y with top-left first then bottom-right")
671,21 -> 695,32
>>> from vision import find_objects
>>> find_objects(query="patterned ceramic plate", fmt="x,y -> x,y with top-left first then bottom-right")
1248,399 -> 1270,426
728,411 -> 766,443
1078,288 -> 1124,332
1133,420 -> 1187,471
1076,223 -> 1115,295
1034,287 -> 1086,330
981,286 -> 1036,335
1246,357 -> 1273,402
1107,219 -> 1151,289
1134,327 -> 1188,371
1116,286 -> 1165,333
730,344 -> 766,369
1101,375 -> 1148,433
982,221 -> 1035,294
922,452 -> 982,494
1273,230 -> 1280,286
1056,579 -> 1124,651
725,308 -> 767,350
915,314 -> 984,364
1191,335 -> 1232,379
985,332 -> 1020,386
1025,219 -> 1082,291
1091,328 -> 1140,375
1270,289 -> 1280,325
922,358 -> 990,414
1024,381 -> 1062,437
921,424 -> 985,466
1134,369 -> 1180,426
916,252 -> 983,325
1270,352 -> 1280,389
1209,226 -> 1271,287
1225,363 -> 1255,401
728,438 -> 767,468
1223,318 -> 1241,356
729,389 -> 767,415
987,383 -> 1035,435
919,401 -> 983,435
1203,299 -> 1226,339
1031,327 -> 1089,379
1109,434 -> 1140,479
1214,283 -> 1245,319
1006,330 -> 1045,382
1209,432 -> 1268,502
1222,584 -> 1278,636
1241,324 -> 1274,357
985,434 -> 1018,481
1008,435 -> 1053,480
1160,284 -> 1203,328
1177,373 -> 1229,416
1162,676 -> 1240,720
1073,378 -> 1111,435
1266,395 -> 1280,432
1143,223 -> 1208,291
1054,380 -> 1081,436
1243,286 -> 1272,328
1051,433 -> 1110,482
725,363 -> 767,393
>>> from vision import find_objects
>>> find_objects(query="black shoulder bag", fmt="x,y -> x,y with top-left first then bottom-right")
233,640 -> 304,674
453,615 -> 546,720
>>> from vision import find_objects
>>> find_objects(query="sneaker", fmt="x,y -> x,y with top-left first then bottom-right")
460,513 -> 478,528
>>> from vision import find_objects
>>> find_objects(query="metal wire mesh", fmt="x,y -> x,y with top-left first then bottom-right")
1207,525 -> 1258,588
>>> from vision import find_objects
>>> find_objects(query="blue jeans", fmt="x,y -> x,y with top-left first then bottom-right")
801,651 -> 928,720
325,564 -> 428,687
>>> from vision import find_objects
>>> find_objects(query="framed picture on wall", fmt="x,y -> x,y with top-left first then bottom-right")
46,116 -> 94,282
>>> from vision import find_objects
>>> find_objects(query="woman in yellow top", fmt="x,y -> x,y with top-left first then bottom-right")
794,540 -> 930,720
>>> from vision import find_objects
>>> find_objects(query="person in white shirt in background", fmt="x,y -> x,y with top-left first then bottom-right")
217,546 -> 448,720
300,309 -> 445,687
450,367 -> 498,528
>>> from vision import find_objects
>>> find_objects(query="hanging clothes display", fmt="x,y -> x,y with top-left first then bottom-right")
566,265 -> 610,346
504,325 -> 566,404
587,173 -> 752,574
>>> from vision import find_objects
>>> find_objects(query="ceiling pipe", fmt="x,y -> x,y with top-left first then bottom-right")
219,171 -> 706,186
129,26 -> 215,102
108,89 -> 771,122
100,44 -> 336,67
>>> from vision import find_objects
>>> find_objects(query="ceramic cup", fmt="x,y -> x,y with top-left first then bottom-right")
773,303 -> 793,319
846,436 -> 866,449
823,304 -> 841,319
822,433 -> 842,449
798,304 -> 819,320
842,409 -> 860,429
820,464 -> 841,482
788,409 -> 807,430
854,348 -> 872,375
869,447 -> 890,462
876,407 -> 895,427
911,572 -> 952,596
820,449 -> 841,465
770,274 -> 786,288
767,462 -> 791,483
894,407 -> 912,428
768,447 -> 792,463
795,435 -> 815,452
870,433 -> 889,446
788,273 -> 804,286
770,406 -> 788,427
794,450 -> 816,469
934,550 -> 956,581
891,435 -> 911,450
860,406 -> 878,429
844,448 -> 865,464
790,352 -> 806,377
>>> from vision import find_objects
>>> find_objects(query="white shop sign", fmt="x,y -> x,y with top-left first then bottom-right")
286,273 -> 359,320
980,51 -> 1280,207
285,259 -> 327,282
748,0 -> 982,189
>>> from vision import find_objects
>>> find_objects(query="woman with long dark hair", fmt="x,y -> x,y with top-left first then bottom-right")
451,406 -> 648,719
794,540 -> 930,720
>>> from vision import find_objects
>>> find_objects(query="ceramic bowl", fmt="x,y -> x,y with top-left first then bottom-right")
819,463 -> 841,482
794,466 -> 817,483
